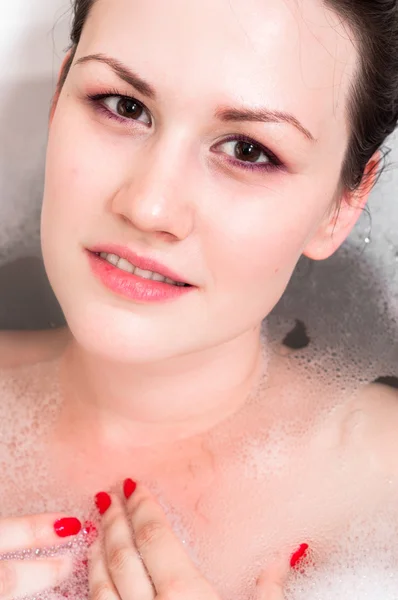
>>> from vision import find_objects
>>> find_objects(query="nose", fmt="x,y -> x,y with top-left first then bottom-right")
111,142 -> 195,241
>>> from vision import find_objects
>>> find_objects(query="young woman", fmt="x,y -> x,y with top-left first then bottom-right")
0,0 -> 397,598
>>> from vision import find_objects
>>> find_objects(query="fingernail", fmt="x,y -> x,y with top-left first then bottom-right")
123,478 -> 137,499
54,517 -> 82,538
95,492 -> 112,515
290,543 -> 309,569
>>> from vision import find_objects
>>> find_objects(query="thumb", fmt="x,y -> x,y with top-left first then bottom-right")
255,557 -> 290,600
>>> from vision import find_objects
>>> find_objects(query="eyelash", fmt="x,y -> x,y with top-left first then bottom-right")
86,90 -> 284,173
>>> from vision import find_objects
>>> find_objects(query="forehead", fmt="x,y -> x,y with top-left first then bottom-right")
78,0 -> 359,142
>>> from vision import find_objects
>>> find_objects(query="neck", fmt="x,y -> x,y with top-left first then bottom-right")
58,326 -> 268,447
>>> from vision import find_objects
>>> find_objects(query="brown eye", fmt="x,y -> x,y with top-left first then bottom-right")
103,96 -> 152,125
117,98 -> 143,119
234,141 -> 263,163
217,139 -> 270,165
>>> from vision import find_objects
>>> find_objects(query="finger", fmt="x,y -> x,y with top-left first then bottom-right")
125,482 -> 199,593
101,494 -> 155,600
0,555 -> 74,600
88,540 -> 120,600
256,558 -> 289,600
0,513 -> 82,554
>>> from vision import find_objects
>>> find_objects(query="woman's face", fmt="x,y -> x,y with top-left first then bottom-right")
41,0 -> 359,362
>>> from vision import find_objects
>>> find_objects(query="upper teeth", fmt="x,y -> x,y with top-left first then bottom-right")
99,253 -> 186,286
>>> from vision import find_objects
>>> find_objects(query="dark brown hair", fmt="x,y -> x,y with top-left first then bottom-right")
59,0 -> 398,192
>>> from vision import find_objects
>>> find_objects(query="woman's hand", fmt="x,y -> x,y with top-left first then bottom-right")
0,511 -> 83,599
89,480 -> 290,600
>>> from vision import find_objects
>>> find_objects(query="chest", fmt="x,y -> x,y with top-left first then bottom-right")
0,363 -> 397,600
0,413 -> 391,600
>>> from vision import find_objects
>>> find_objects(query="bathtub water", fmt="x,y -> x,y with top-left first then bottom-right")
1,2 -> 398,599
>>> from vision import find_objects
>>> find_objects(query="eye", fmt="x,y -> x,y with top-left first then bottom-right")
218,138 -> 270,165
225,140 -> 267,164
96,94 -> 152,125
213,135 -> 282,171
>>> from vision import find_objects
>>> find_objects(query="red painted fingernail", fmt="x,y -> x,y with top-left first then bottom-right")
123,478 -> 137,499
54,517 -> 82,538
95,492 -> 112,515
290,543 -> 309,569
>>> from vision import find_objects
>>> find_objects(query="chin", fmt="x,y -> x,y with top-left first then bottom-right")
60,299 -> 195,364
65,307 -> 161,364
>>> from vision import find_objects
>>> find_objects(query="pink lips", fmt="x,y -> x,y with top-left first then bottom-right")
88,244 -> 191,285
86,246 -> 195,304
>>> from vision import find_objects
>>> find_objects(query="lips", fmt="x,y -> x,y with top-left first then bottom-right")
87,251 -> 195,303
97,252 -> 189,286
88,244 -> 194,287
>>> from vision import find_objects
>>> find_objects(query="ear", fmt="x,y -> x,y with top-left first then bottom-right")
303,151 -> 381,261
49,50 -> 74,125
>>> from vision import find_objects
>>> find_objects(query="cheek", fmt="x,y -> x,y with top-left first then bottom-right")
202,187 -> 331,324
208,204 -> 316,290
42,122 -> 88,232
42,99 -> 125,233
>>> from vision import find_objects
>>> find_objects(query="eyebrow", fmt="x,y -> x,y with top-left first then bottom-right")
75,53 -> 316,142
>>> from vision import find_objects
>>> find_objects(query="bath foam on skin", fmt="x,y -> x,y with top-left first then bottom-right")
0,279 -> 397,599
284,508 -> 398,600
0,356 -> 395,600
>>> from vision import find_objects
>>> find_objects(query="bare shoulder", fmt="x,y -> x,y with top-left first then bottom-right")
356,381 -> 398,420
343,381 -> 398,476
0,327 -> 71,369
